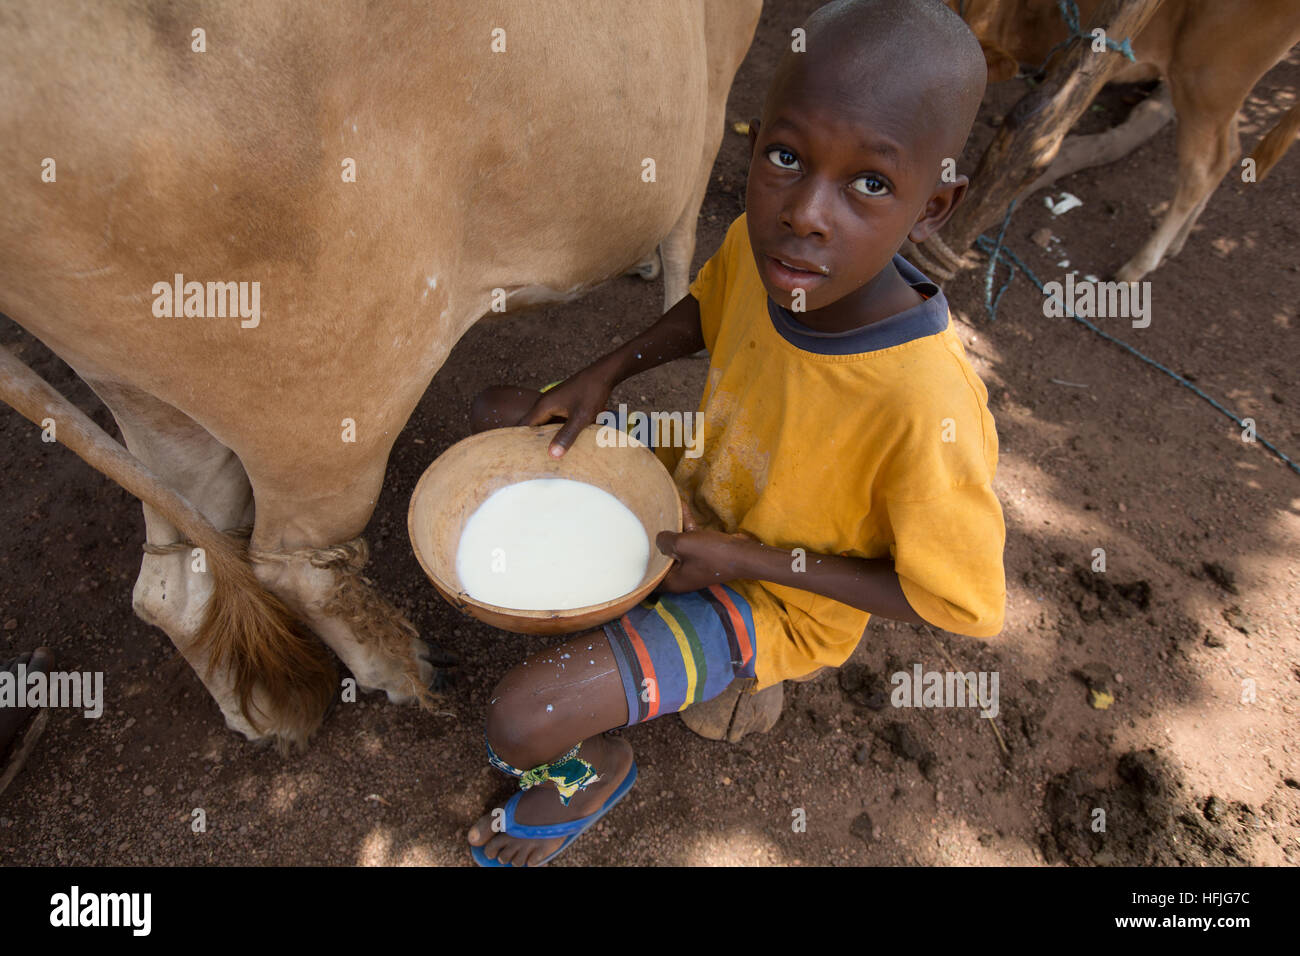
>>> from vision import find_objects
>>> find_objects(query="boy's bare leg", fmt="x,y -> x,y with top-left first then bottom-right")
466,387 -> 637,864
468,628 -> 634,866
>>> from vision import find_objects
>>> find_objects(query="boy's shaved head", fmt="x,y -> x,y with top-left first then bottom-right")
744,0 -> 988,330
764,0 -> 987,163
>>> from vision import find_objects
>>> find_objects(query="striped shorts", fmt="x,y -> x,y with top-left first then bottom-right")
601,584 -> 758,727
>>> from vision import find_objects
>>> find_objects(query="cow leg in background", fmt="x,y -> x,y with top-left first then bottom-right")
1111,6 -> 1300,284
1114,81 -> 1241,282
659,199 -> 702,310
82,377 -> 269,740
1164,190 -> 1214,262
661,185 -> 712,359
659,0 -> 757,313
626,177 -> 708,317
1024,84 -> 1175,198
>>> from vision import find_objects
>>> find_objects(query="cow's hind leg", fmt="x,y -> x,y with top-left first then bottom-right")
657,63 -> 724,344
235,470 -> 443,712
1114,85 -> 1241,283
1024,84 -> 1175,198
1110,10 -> 1300,285
86,378 -> 439,741
82,377 -> 293,741
247,530 -> 442,707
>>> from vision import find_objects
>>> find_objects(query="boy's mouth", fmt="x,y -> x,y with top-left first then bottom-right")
763,253 -> 829,293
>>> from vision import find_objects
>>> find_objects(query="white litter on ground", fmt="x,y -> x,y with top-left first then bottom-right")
1044,192 -> 1083,216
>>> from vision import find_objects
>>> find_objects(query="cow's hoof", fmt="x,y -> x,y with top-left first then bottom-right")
417,639 -> 458,691
417,640 -> 459,669
383,663 -> 432,705
1113,260 -> 1151,284
418,638 -> 458,689
373,637 -> 458,704
430,666 -> 458,695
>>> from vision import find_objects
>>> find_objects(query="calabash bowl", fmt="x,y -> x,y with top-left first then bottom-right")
407,423 -> 681,634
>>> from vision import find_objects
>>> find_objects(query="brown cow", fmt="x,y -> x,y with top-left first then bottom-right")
0,0 -> 762,748
951,0 -> 1300,280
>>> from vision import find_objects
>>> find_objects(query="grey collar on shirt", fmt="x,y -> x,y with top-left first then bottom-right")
766,254 -> 949,355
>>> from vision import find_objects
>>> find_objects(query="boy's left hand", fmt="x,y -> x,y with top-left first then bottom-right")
655,528 -> 759,593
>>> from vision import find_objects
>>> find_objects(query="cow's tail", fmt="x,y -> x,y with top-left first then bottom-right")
0,345 -> 336,749
1250,102 -> 1300,182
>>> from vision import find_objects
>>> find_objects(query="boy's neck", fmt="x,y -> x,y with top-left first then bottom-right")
792,257 -> 926,334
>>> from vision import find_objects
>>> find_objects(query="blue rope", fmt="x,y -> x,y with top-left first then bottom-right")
972,204 -> 1300,477
982,197 -> 1018,322
1029,0 -> 1137,77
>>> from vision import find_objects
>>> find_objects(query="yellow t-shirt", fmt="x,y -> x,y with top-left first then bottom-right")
656,213 -> 1006,689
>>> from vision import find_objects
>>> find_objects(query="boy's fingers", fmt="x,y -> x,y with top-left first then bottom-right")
547,415 -> 590,458
522,397 -> 563,427
655,530 -> 679,555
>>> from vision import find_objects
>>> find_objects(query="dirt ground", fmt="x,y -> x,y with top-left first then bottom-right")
2,2 -> 1298,866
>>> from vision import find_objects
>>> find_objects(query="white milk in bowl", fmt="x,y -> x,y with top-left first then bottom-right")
455,478 -> 651,610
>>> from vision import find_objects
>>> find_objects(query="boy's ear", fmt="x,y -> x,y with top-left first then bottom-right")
746,118 -> 761,156
908,175 -> 969,244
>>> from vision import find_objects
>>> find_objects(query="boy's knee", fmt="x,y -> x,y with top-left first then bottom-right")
469,385 -> 542,434
484,666 -> 555,767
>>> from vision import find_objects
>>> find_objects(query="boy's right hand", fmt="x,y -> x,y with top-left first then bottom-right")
515,293 -> 704,458
521,367 -> 616,458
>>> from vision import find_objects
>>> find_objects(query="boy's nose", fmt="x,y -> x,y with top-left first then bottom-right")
780,180 -> 833,239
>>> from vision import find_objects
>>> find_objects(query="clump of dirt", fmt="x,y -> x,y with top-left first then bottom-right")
850,810 -> 875,844
837,662 -> 889,711
1043,749 -> 1253,866
1066,565 -> 1152,623
874,721 -> 937,781
1221,605 -> 1258,636
1200,561 -> 1239,595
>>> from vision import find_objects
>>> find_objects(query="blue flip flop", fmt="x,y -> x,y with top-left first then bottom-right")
471,761 -> 638,867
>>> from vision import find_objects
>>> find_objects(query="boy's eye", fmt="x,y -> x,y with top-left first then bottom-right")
766,147 -> 800,171
853,175 -> 890,197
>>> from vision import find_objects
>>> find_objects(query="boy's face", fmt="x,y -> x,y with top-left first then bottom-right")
745,63 -> 966,326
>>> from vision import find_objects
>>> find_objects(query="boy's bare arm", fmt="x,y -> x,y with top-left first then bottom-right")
589,292 -> 706,387
527,293 -> 705,455
657,530 -> 927,627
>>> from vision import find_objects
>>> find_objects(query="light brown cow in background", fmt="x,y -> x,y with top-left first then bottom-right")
950,0 -> 1300,280
0,0 -> 762,747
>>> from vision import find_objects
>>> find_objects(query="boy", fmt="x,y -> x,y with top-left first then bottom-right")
467,0 -> 1003,866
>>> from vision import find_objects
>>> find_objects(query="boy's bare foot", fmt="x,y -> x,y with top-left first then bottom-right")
467,733 -> 634,866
